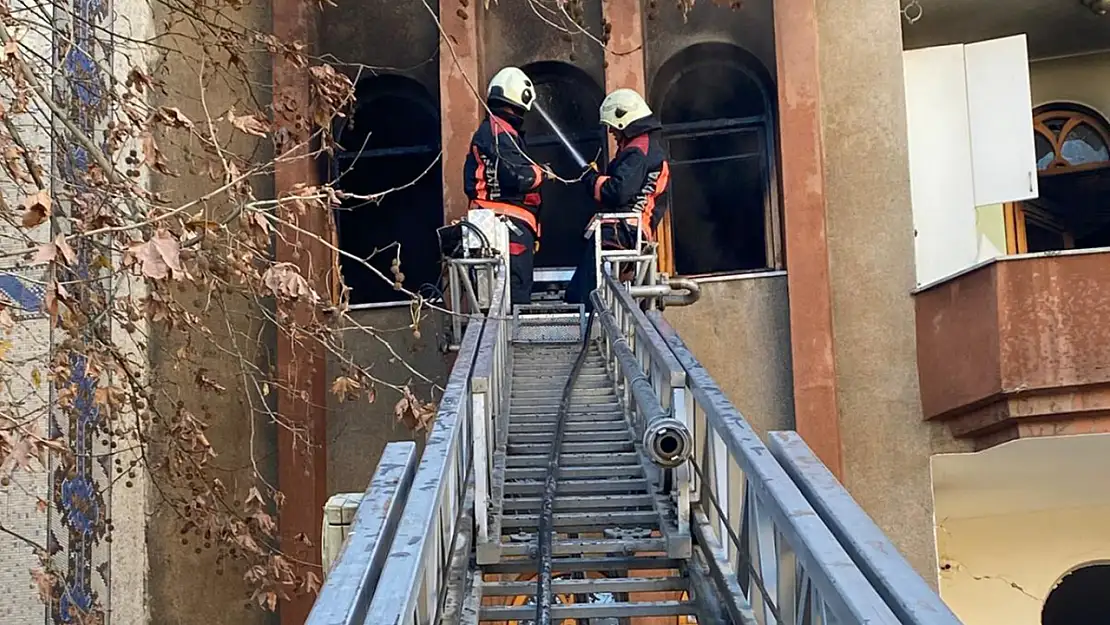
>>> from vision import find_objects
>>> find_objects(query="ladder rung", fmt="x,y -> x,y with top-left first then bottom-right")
502,478 -> 648,495
509,421 -> 627,434
512,401 -> 622,413
500,494 -> 654,512
500,537 -> 667,557
508,441 -> 635,455
506,452 -> 639,468
505,465 -> 644,480
480,575 -> 688,597
508,430 -> 629,443
510,412 -> 625,422
480,601 -> 697,621
500,510 -> 659,529
512,387 -> 614,399
483,556 -> 683,574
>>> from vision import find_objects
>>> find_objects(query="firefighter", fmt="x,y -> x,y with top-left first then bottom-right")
464,66 -> 548,306
565,88 -> 670,309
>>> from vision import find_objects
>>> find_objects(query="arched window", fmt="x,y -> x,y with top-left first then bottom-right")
1005,104 -> 1110,255
1042,563 -> 1110,625
519,61 -> 606,269
1034,105 -> 1110,174
332,75 -> 443,306
651,42 -> 779,277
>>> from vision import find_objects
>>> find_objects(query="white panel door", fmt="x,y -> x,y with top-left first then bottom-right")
903,44 -> 979,286
964,34 -> 1039,205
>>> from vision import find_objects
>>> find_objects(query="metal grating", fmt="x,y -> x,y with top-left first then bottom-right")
512,305 -> 585,344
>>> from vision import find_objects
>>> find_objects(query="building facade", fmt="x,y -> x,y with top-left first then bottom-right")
1,0 -> 1108,623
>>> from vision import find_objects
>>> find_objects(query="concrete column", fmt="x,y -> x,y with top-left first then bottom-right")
439,0 -> 483,224
772,0 -> 843,477
272,0 -> 329,621
816,0 -> 939,582
774,0 -> 939,582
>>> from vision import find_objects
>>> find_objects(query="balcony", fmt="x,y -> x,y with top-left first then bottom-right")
915,248 -> 1110,450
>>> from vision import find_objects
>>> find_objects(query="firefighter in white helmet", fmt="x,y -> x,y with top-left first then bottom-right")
464,66 -> 550,305
565,88 -> 671,309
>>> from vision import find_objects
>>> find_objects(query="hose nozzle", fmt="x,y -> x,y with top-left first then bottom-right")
643,418 -> 693,468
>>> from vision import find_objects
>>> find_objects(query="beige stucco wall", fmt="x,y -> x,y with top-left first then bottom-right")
937,505 -> 1110,625
664,274 -> 795,438
816,0 -> 951,583
1030,51 -> 1110,119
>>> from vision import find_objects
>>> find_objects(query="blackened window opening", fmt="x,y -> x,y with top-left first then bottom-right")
520,61 -> 606,268
332,75 -> 443,306
653,43 -> 777,277
1042,564 -> 1110,625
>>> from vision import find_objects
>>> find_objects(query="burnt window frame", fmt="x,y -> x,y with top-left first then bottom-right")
329,74 -> 444,308
650,42 -> 782,279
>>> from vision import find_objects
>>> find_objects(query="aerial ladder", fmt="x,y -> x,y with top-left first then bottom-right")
307,212 -> 965,625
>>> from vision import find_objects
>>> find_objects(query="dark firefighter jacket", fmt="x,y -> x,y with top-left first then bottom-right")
583,115 -> 670,246
463,111 -> 544,236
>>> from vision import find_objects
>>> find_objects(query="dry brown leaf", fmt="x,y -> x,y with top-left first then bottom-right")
262,263 -> 317,302
21,190 -> 51,228
393,386 -> 437,432
126,229 -> 183,280
156,106 -> 194,129
3,41 -> 18,60
30,568 -> 54,602
226,109 -> 272,137
330,375 -> 360,401
53,235 -> 75,266
0,307 -> 14,332
32,242 -> 55,264
245,486 -> 266,508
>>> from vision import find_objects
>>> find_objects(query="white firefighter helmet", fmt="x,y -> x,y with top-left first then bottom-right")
599,88 -> 652,131
487,67 -> 535,112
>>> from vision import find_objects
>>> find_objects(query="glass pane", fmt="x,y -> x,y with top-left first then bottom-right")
1035,132 -> 1055,170
1043,117 -> 1067,135
1060,123 -> 1110,166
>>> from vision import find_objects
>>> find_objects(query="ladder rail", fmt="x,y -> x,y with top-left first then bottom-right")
307,442 -> 419,625
648,311 -> 905,624
362,318 -> 485,625
768,431 -> 963,625
469,265 -> 509,558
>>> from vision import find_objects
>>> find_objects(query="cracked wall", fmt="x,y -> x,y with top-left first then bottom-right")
937,506 -> 1110,625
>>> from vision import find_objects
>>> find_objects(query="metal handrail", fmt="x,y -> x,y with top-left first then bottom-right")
307,442 -> 419,625
592,274 -> 693,556
648,311 -> 904,624
768,431 -> 963,625
360,316 -> 485,625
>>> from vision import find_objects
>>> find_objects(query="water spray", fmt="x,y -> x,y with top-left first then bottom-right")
534,102 -> 589,169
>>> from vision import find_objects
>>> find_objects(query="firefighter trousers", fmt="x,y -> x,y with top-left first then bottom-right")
507,217 -> 535,306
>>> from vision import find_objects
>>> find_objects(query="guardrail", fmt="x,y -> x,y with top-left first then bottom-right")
307,442 -> 418,625
648,311 -> 904,625
768,431 -> 963,625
